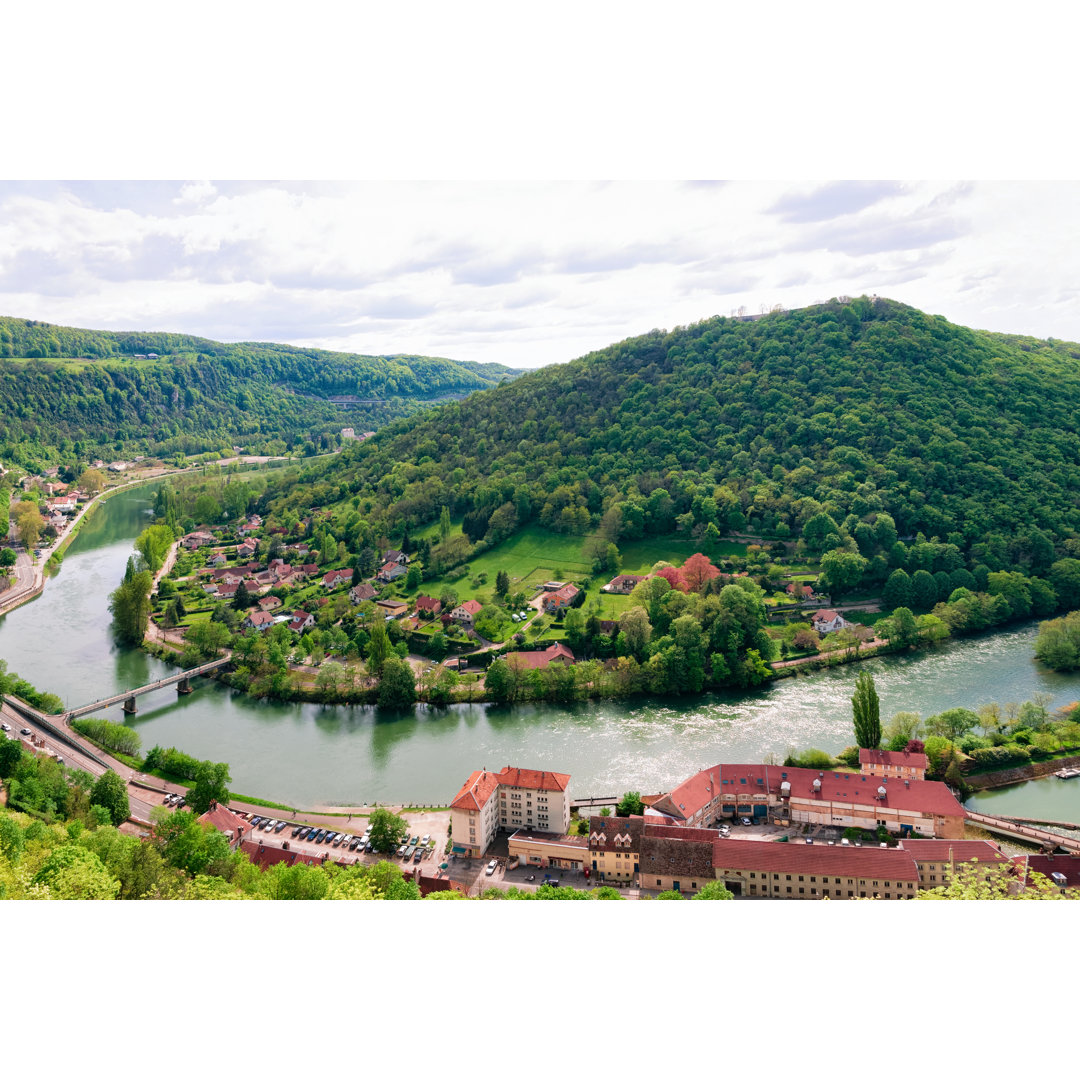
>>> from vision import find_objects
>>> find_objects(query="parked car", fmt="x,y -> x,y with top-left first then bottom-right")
348,837 -> 360,850
274,821 -> 287,833
324,832 -> 337,845
311,829 -> 324,843
421,834 -> 431,845
805,838 -> 815,845
332,834 -> 344,847
486,859 -> 498,875
20,728 -> 32,736
365,841 -> 374,853
397,844 -> 407,857
262,819 -> 276,831
175,798 -> 186,809
413,850 -> 423,863
250,816 -> 263,828
0,722 -> 11,731
740,817 -> 752,827
292,825 -> 304,837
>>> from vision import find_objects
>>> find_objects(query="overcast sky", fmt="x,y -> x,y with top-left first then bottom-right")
1,179 -> 1077,370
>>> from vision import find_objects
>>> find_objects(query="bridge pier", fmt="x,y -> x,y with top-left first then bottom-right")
122,696 -> 138,715
177,677 -> 192,695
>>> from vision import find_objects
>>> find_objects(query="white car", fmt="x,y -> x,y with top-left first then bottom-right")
0,722 -> 10,732
486,859 -> 498,876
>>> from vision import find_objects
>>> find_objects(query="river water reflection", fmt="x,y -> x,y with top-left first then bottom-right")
3,484 -> 1080,814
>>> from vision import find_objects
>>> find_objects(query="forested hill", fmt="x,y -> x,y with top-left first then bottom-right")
290,297 -> 1080,568
0,316 -> 515,468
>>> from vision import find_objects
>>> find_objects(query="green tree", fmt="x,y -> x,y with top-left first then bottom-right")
368,807 -> 409,853
188,760 -> 232,815
32,844 -> 121,899
90,770 -> 130,826
693,881 -> 734,900
439,505 -> 452,542
134,524 -> 175,573
108,556 -> 154,645
883,711 -> 922,751
378,656 -> 416,708
495,569 -> 510,596
0,547 -> 16,568
819,550 -> 868,596
882,568 -> 912,609
616,791 -> 645,816
232,580 -> 252,611
484,657 -> 512,702
405,565 -> 422,591
852,670 -> 881,748
0,733 -> 23,778
911,569 -> 938,612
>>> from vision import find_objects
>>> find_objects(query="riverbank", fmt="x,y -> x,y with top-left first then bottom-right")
965,753 -> 1080,790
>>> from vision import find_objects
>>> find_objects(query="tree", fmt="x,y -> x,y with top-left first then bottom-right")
109,556 -> 154,645
367,618 -> 390,675
32,844 -> 121,899
819,550 -> 868,596
693,882 -> 734,900
404,564 -> 422,591
232,580 -> 252,611
495,569 -> 510,596
882,568 -> 912,610
618,607 -> 652,658
925,708 -> 979,741
188,760 -> 232,815
0,733 -> 23,778
484,657 -> 512,702
439,505 -> 452,542
878,605 -> 919,647
14,502 -> 44,549
884,711 -> 922,751
852,670 -> 881,748
378,656 -> 416,708
368,807 -> 409,853
78,467 -> 105,496
134,524 -> 175,573
90,770 -> 130,826
0,547 -> 16,568
616,791 -> 645,816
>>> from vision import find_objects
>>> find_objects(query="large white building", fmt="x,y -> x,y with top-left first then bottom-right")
449,765 -> 572,858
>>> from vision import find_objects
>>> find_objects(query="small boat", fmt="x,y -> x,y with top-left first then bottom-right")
1054,767 -> 1080,780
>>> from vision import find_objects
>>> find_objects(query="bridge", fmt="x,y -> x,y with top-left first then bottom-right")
965,809 -> 1080,854
65,657 -> 231,719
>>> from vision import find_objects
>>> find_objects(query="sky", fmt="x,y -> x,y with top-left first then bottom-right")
2,179 -> 1078,370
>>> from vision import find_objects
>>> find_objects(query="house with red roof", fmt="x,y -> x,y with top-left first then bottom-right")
504,642 -> 575,671
602,573 -> 649,594
811,609 -> 849,634
289,611 -> 316,633
243,610 -> 275,631
859,747 -> 927,781
196,801 -> 253,848
450,599 -> 483,629
542,583 -> 580,614
322,568 -> 352,589
349,583 -> 377,605
415,595 -> 442,616
376,560 -> 407,583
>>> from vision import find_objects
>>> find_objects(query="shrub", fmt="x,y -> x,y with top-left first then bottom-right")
969,745 -> 1031,768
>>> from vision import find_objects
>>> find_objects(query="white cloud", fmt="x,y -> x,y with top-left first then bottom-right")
0,180 -> 1078,368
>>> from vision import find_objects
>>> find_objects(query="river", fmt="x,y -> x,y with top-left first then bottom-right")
3,483 -> 1080,815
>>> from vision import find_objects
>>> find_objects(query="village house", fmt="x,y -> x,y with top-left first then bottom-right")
383,548 -> 409,565
449,769 -> 502,858
786,581 -> 816,600
196,801 -> 253,848
237,540 -> 257,559
216,583 -> 239,600
376,560 -> 407,583
450,599 -> 483,629
859,747 -> 928,782
207,551 -> 228,567
258,595 -> 282,611
322,568 -> 352,589
508,831 -> 589,872
588,814 -> 644,883
244,610 -> 275,631
376,599 -> 409,619
182,530 -> 216,550
288,611 -> 316,633
640,824 -> 718,894
415,595 -> 442,616
543,583 -> 580,614
504,642 -> 576,671
903,839 -> 1012,888
349,583 -> 377,605
602,573 -> 648,594
811,609 -> 849,634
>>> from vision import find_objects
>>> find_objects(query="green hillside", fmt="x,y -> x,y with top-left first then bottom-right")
0,316 -> 515,470
266,297 -> 1080,580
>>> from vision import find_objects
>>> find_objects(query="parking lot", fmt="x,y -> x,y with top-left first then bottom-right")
224,807 -> 452,873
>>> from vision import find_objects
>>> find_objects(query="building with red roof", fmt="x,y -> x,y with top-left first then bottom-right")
542,583 -> 580,614
650,760 -> 965,839
449,763 -> 572,858
859,747 -> 928,781
504,642 -> 575,671
450,599 -> 483,629
1011,852 -> 1080,893
196,801 -> 254,848
712,838 -> 920,899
